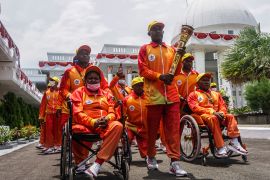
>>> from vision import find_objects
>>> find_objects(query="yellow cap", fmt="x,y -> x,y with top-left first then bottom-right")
50,76 -> 60,83
196,73 -> 212,82
131,77 -> 144,87
181,53 -> 194,62
47,82 -> 51,87
148,21 -> 165,32
210,82 -> 217,87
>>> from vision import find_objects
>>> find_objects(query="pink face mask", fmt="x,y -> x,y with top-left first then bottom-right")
86,83 -> 100,91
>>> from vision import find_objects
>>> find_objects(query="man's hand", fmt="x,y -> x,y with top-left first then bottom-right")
213,112 -> 224,121
116,67 -> 125,78
94,117 -> 109,129
159,73 -> 174,85
39,119 -> 45,125
180,96 -> 186,102
176,47 -> 186,56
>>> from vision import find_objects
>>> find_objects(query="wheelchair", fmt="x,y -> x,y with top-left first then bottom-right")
60,99 -> 131,180
179,108 -> 248,166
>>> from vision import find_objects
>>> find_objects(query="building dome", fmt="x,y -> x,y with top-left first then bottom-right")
184,0 -> 257,29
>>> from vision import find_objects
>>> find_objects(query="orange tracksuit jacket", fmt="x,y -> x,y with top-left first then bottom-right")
123,91 -> 147,137
109,75 -> 132,101
175,69 -> 198,99
138,42 -> 181,105
188,89 -> 240,148
123,91 -> 147,158
71,86 -> 122,163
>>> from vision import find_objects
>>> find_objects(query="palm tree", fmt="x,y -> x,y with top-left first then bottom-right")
221,28 -> 270,84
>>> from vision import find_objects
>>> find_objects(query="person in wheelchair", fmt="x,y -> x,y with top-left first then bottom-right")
187,73 -> 248,157
71,65 -> 123,177
123,76 -> 147,159
174,53 -> 198,115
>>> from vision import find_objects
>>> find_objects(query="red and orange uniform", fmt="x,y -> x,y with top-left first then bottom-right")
71,86 -> 122,164
123,91 -> 147,158
188,89 -> 240,148
138,42 -> 181,160
39,88 -> 61,148
109,75 -> 131,101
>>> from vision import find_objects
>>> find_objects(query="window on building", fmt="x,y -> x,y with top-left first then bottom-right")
238,91 -> 242,96
210,31 -> 216,34
228,30 -> 234,34
232,90 -> 236,96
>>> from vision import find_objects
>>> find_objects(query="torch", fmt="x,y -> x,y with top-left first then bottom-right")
169,25 -> 194,75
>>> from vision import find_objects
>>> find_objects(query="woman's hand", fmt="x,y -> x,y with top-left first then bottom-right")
94,117 -> 109,128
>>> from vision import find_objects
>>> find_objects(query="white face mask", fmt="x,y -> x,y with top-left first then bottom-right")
211,88 -> 217,91
118,79 -> 126,85
86,83 -> 100,91
49,81 -> 55,86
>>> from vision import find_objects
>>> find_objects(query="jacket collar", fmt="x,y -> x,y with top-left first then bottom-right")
84,86 -> 103,96
131,91 -> 145,99
149,41 -> 167,48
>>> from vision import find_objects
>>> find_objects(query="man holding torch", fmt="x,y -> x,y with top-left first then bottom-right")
138,21 -> 192,176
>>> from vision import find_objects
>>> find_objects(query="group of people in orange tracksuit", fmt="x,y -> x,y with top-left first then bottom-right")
37,20 -> 248,178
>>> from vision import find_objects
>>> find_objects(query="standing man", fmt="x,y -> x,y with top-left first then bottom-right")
174,53 -> 198,114
138,21 -> 187,176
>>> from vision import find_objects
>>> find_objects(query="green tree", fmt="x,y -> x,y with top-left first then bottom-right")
245,78 -> 270,114
2,92 -> 23,128
17,97 -> 30,125
221,28 -> 270,84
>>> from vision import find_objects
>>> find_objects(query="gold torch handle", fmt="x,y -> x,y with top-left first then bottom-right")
169,25 -> 194,75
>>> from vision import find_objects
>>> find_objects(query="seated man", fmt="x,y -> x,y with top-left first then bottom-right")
71,66 -> 123,177
187,73 -> 248,157
123,77 -> 147,159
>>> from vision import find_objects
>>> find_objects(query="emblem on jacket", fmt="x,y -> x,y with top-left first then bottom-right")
129,105 -> 135,111
177,80 -> 182,86
74,79 -> 80,85
148,54 -> 155,61
47,95 -> 50,100
85,100 -> 93,105
198,96 -> 203,102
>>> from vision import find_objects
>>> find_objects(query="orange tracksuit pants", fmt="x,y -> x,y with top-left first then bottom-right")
72,121 -> 123,165
201,113 -> 240,148
127,128 -> 147,158
44,113 -> 57,148
39,123 -> 46,145
146,102 -> 180,160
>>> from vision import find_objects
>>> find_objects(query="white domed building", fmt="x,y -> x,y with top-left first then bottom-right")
172,0 -> 258,108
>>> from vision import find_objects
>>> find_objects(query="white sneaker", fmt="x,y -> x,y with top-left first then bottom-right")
35,143 -> 43,149
215,146 -> 228,158
43,148 -> 54,154
76,165 -> 86,174
227,141 -> 248,155
169,161 -> 187,177
85,162 -> 101,177
146,157 -> 158,170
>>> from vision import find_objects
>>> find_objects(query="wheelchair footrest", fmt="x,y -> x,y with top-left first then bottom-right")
73,133 -> 101,142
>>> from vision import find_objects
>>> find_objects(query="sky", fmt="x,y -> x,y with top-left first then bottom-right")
1,0 -> 270,68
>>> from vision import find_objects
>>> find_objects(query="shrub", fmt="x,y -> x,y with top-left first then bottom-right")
0,126 -> 11,145
230,106 -> 252,115
245,78 -> 270,114
20,125 -> 38,140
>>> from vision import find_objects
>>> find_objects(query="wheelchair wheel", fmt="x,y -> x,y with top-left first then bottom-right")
180,115 -> 201,162
61,124 -> 68,179
122,131 -> 132,165
121,159 -> 129,180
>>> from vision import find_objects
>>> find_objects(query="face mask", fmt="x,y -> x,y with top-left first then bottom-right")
118,79 -> 126,85
49,81 -> 55,86
86,83 -> 100,91
211,88 -> 217,91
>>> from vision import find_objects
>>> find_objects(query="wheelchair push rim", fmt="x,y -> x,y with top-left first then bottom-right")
180,115 -> 201,162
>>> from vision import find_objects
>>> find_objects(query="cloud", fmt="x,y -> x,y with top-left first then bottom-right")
16,0 -> 111,67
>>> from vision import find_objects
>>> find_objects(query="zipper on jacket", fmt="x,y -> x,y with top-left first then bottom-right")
159,45 -> 168,103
